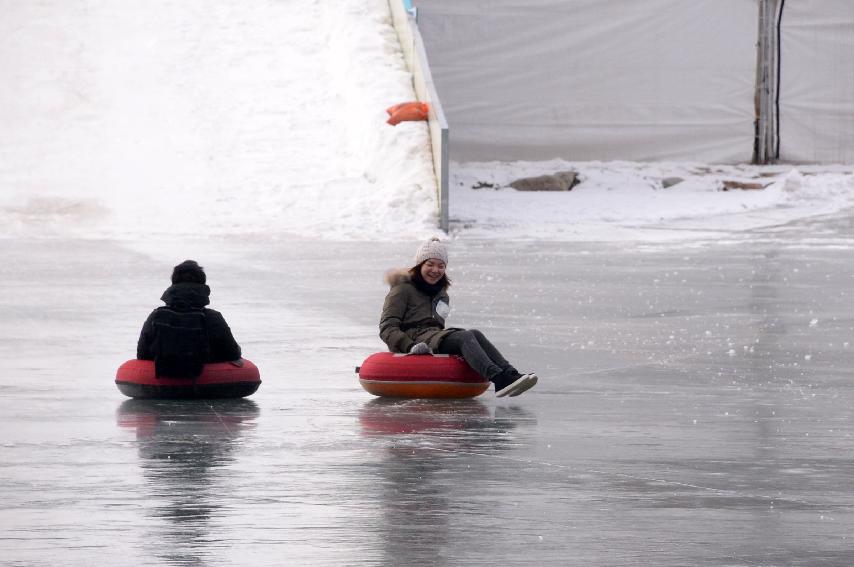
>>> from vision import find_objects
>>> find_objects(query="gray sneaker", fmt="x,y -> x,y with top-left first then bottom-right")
509,373 -> 538,397
496,373 -> 538,397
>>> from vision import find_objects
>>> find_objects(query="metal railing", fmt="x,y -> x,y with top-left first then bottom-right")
388,0 -> 450,231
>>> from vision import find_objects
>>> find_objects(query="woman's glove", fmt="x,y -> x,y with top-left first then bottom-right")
408,342 -> 432,355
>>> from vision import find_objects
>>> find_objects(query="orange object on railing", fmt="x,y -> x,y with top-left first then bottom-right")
386,101 -> 429,125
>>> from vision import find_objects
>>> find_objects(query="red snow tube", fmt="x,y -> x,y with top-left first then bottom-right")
356,352 -> 490,399
115,359 -> 261,399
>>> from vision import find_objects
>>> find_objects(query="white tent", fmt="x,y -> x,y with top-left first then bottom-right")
413,0 -> 854,164
778,0 -> 854,163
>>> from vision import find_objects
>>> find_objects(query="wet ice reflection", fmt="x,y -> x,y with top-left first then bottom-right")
116,400 -> 259,565
357,399 -> 537,567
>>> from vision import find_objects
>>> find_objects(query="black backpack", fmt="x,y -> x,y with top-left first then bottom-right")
152,308 -> 209,378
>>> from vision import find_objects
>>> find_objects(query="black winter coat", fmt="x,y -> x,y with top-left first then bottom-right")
136,282 -> 242,363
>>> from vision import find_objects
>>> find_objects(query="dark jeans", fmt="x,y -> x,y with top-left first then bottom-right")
436,329 -> 513,381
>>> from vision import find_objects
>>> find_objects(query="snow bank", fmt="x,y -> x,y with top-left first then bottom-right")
450,160 -> 854,242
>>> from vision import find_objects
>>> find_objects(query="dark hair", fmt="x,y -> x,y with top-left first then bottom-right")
409,261 -> 451,288
171,260 -> 206,284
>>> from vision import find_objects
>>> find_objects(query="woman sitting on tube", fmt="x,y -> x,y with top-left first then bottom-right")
379,237 -> 538,397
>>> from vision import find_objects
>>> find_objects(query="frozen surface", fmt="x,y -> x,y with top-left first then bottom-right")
3,219 -> 854,565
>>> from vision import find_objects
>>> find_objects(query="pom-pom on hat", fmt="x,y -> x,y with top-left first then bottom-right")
414,237 -> 448,265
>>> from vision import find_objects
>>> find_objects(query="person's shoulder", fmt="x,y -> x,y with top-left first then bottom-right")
202,308 -> 234,331
146,305 -> 168,319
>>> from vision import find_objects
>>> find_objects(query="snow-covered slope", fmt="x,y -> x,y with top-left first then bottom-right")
0,0 -> 437,240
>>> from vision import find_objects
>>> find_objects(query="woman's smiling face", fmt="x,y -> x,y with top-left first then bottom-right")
420,259 -> 446,285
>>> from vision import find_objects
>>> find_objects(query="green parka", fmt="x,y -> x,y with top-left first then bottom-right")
379,269 -> 457,353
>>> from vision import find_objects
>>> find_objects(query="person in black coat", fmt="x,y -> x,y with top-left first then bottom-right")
137,260 -> 242,373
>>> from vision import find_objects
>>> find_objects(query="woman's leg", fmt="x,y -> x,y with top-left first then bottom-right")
468,329 -> 517,373
436,330 -> 504,380
439,330 -> 536,396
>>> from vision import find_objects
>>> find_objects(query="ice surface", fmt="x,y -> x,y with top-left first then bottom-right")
4,230 -> 854,565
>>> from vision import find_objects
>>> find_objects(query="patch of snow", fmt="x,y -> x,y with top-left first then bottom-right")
450,160 -> 854,242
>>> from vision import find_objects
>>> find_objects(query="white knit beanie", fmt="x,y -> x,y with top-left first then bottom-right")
413,236 -> 448,265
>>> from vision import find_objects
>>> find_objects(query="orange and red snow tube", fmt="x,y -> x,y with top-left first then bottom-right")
116,359 -> 261,399
356,352 -> 489,399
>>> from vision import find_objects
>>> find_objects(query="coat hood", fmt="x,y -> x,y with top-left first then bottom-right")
160,282 -> 211,310
384,268 -> 412,287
